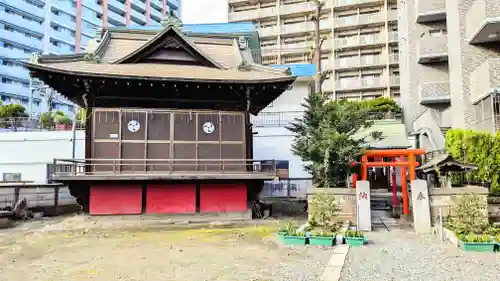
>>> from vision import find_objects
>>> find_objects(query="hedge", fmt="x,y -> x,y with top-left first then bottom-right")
445,129 -> 500,196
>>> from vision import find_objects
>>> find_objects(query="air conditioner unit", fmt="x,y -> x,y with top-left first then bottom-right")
238,36 -> 247,49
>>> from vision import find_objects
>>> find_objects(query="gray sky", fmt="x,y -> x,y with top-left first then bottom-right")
181,0 -> 228,24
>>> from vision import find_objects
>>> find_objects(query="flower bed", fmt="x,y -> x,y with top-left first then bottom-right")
344,230 -> 365,247
457,234 -> 495,252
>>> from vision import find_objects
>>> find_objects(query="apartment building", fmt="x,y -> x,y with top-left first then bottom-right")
0,0 -> 181,115
228,0 -> 400,102
399,0 -> 500,150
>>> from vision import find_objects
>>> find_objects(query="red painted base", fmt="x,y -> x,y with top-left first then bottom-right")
90,185 -> 142,215
146,184 -> 196,214
200,184 -> 247,213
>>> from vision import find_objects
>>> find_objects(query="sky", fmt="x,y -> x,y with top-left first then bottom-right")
181,0 -> 228,24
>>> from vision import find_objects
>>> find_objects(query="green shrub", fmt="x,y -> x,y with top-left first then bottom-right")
311,229 -> 335,237
345,230 -> 364,238
450,193 -> 489,235
308,191 -> 340,230
445,129 -> 500,195
457,234 -> 491,243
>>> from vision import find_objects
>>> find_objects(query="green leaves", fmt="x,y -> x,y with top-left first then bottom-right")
445,129 -> 500,195
287,93 -> 393,187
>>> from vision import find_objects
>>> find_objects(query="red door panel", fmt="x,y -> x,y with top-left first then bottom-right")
90,185 -> 142,215
200,184 -> 247,213
146,184 -> 196,214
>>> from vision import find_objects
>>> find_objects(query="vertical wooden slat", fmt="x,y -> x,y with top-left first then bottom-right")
195,111 -> 199,171
169,111 -> 174,173
118,109 -> 123,172
144,111 -> 149,171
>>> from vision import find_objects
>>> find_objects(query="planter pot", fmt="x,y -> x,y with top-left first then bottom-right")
282,235 -> 306,245
55,124 -> 71,131
309,235 -> 336,246
459,241 -> 495,252
345,236 -> 365,246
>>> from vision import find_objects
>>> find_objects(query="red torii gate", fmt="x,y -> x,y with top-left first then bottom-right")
352,149 -> 425,215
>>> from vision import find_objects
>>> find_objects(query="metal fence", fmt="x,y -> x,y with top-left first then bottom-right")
260,178 -> 312,199
0,117 -> 84,132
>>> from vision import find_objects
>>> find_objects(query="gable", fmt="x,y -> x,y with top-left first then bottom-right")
113,26 -> 224,69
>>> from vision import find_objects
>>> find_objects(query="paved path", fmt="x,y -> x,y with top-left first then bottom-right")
321,245 -> 349,281
339,229 -> 500,281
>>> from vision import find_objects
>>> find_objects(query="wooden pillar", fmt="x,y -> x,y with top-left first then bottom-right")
400,156 -> 408,215
352,173 -> 357,188
361,155 -> 368,180
391,157 -> 397,210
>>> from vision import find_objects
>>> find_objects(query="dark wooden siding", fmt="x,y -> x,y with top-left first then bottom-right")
91,108 -> 246,173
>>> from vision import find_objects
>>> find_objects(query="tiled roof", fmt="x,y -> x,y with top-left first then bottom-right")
355,119 -> 410,149
25,24 -> 294,84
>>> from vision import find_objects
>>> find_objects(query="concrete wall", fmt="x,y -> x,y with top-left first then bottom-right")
252,79 -> 311,178
428,186 -> 489,224
0,131 -> 85,183
307,188 -> 357,222
488,196 -> 500,222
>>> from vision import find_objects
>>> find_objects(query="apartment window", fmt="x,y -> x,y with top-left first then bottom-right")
429,29 -> 447,37
2,173 -> 22,182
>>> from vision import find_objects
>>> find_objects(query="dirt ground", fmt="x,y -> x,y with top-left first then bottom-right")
0,216 -> 331,281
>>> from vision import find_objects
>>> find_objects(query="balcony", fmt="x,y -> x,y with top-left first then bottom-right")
51,14 -> 76,32
390,76 -> 400,86
52,0 -> 74,16
150,0 -> 162,10
0,11 -> 44,35
0,83 -> 29,97
49,158 -> 278,181
466,0 -> 500,44
82,14 -> 102,28
150,7 -> 163,21
0,64 -> 30,80
51,29 -> 76,46
83,0 -> 103,14
335,55 -> 384,69
49,44 -> 74,55
419,81 -> 451,105
335,77 -> 385,91
107,10 -> 125,26
418,35 -> 448,63
0,30 -> 42,51
0,0 -> 45,19
469,58 -> 500,103
0,47 -> 31,59
131,0 -> 146,12
334,33 -> 383,49
335,12 -> 384,28
389,53 -> 399,64
108,0 -> 126,13
131,9 -> 147,25
229,7 -> 276,22
168,0 -> 180,9
251,111 -> 303,127
334,0 -> 384,8
416,0 -> 446,23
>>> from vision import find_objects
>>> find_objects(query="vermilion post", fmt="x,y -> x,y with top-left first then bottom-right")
391,157 -> 397,210
352,173 -> 357,189
408,152 -> 416,181
400,156 -> 408,215
361,156 -> 368,181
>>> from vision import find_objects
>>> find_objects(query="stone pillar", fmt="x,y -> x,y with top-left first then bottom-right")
356,181 -> 371,231
411,180 -> 431,234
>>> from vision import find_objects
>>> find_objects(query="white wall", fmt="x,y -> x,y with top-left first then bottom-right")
252,80 -> 311,178
0,131 -> 85,183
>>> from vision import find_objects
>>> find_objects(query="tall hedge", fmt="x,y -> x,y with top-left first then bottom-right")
445,129 -> 500,195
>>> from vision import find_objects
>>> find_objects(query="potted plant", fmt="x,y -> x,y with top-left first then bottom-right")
457,234 -> 495,252
309,229 -> 336,246
344,230 -> 365,246
281,229 -> 306,245
54,114 -> 72,131
495,234 -> 500,252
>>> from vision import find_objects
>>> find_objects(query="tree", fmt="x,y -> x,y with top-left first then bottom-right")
288,92 -> 383,187
0,103 -> 27,118
307,0 -> 331,93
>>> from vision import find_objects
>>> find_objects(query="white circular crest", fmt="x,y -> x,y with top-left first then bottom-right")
127,120 -> 140,132
202,121 -> 215,134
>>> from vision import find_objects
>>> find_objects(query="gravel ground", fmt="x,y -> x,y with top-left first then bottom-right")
0,218 -> 331,281
340,229 -> 500,281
